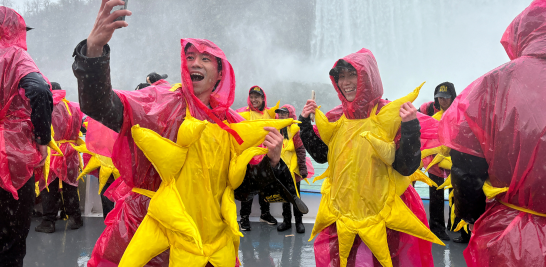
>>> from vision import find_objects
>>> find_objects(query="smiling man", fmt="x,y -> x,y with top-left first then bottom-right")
72,1 -> 305,266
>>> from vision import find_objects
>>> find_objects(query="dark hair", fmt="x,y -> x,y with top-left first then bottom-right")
135,83 -> 151,90
51,82 -> 62,90
330,59 -> 356,85
184,43 -> 223,72
184,43 -> 223,91
147,73 -> 165,84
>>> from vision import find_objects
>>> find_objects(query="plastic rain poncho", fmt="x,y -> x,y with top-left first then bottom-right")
235,86 -> 279,120
311,48 -> 443,267
0,7 -> 45,199
35,90 -> 83,192
439,1 -> 546,266
88,39 -> 299,267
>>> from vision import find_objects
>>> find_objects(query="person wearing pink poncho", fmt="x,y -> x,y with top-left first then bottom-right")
71,1 -> 305,266
439,1 -> 546,266
35,82 -> 84,233
0,7 -> 53,267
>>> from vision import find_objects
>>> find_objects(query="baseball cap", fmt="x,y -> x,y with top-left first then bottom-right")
434,82 -> 454,98
249,86 -> 264,96
275,107 -> 289,114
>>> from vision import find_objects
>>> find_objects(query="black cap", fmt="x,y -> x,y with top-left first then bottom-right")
147,72 -> 168,84
51,82 -> 61,90
275,107 -> 289,114
249,86 -> 264,97
135,83 -> 151,90
26,26 -> 33,31
434,82 -> 454,98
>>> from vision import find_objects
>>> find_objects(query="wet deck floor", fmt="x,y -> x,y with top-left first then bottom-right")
24,200 -> 468,267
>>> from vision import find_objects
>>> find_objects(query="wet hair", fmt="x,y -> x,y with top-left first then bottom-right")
330,59 -> 357,85
184,43 -> 223,91
184,43 -> 223,73
51,82 -> 62,90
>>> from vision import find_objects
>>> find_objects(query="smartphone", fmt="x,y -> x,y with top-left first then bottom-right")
112,0 -> 128,22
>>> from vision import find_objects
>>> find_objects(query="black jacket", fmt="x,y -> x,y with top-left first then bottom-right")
20,72 -> 53,145
298,115 -> 422,177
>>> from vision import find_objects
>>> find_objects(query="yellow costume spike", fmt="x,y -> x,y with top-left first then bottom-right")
267,100 -> 281,119
310,83 -> 444,267
408,170 -> 438,187
71,143 -> 121,194
437,174 -> 452,190
121,113 -> 299,266
357,221 -> 390,267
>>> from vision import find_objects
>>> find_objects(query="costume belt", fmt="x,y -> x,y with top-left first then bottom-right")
483,179 -> 546,217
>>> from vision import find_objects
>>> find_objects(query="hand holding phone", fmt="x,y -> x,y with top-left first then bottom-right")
87,0 -> 132,57
112,0 -> 128,22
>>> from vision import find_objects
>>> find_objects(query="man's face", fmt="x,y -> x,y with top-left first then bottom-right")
186,46 -> 222,98
278,111 -> 289,119
438,97 -> 452,110
337,68 -> 358,102
249,93 -> 264,109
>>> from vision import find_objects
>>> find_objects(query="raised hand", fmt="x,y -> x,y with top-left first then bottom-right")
263,127 -> 284,167
399,102 -> 417,122
301,99 -> 318,118
87,0 -> 132,57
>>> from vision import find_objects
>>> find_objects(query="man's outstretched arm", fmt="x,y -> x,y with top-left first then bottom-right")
72,40 -> 123,132
72,0 -> 132,132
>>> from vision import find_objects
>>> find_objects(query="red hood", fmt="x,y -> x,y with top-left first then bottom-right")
501,0 -> 546,60
280,104 -> 297,120
179,38 -> 239,122
246,85 -> 268,114
329,48 -> 383,119
0,7 -> 27,50
52,90 -> 66,105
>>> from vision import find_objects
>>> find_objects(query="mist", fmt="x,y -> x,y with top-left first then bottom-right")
11,0 -> 529,113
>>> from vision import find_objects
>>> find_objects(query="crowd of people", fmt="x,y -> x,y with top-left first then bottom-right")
1,0 -> 546,266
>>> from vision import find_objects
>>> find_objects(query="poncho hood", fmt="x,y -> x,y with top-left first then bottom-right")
0,7 -> 27,50
501,0 -> 546,60
329,48 -> 383,120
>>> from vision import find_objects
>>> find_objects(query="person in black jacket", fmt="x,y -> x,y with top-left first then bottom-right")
0,8 -> 53,267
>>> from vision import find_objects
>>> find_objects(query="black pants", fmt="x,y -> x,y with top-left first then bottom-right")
282,181 -> 302,219
41,177 -> 80,222
0,177 -> 35,267
100,181 -> 114,220
428,173 -> 448,232
240,195 -> 270,216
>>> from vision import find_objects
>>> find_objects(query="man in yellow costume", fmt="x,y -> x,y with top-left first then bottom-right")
299,49 -> 443,267
235,85 -> 280,230
72,1 -> 306,266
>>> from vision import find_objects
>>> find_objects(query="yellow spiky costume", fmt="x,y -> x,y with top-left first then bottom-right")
310,83 -> 444,267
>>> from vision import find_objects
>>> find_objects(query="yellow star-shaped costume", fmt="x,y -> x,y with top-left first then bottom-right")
238,100 -> 280,120
70,143 -> 121,194
310,83 -> 444,267
118,107 -> 298,267
35,126 -> 65,196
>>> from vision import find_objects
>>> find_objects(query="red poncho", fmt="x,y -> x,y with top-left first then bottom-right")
235,85 -> 271,115
88,38 -> 244,267
0,7 -> 44,199
439,1 -> 546,266
37,90 -> 82,190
